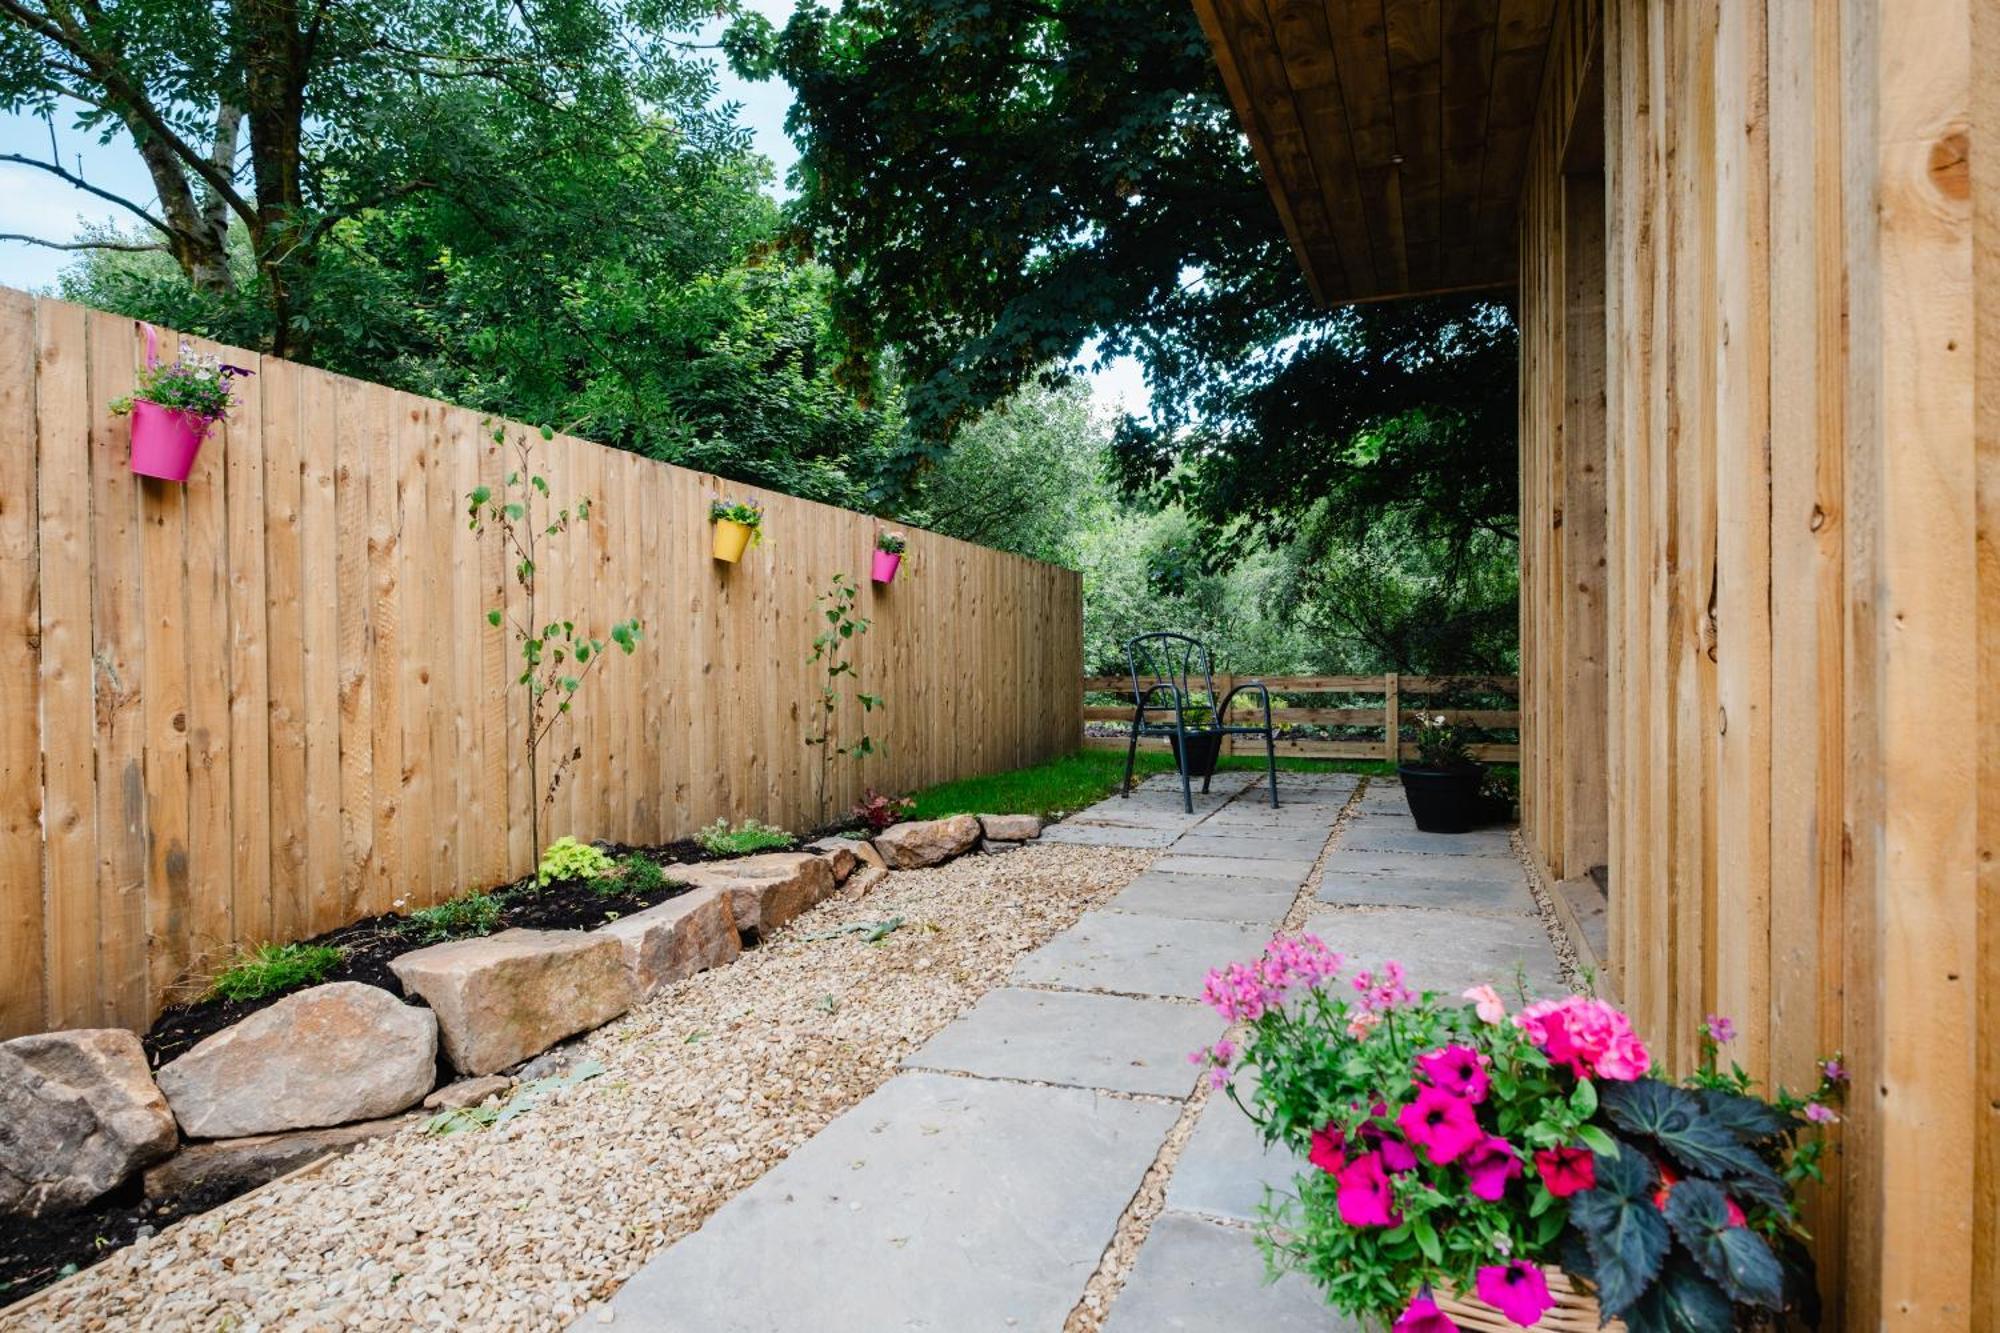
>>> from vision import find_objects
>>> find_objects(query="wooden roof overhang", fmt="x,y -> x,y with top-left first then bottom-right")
1192,0 -> 1558,305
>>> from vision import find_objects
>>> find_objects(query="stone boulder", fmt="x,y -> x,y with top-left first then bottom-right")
842,865 -> 890,902
156,982 -> 438,1140
423,1075 -> 514,1111
978,814 -> 1045,842
597,886 -> 740,999
804,837 -> 860,883
872,815 -> 982,869
391,929 -> 633,1076
0,1029 -> 178,1217
665,853 -> 834,936
142,1113 -> 416,1200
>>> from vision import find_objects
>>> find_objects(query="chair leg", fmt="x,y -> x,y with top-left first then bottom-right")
1265,731 -> 1279,807
1179,756 -> 1195,814
1122,716 -> 1140,798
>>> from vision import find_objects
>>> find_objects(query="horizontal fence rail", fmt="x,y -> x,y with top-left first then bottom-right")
1080,673 -> 1520,763
0,292 -> 1082,1037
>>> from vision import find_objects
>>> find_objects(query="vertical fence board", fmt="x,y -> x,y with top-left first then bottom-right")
0,290 -> 42,1035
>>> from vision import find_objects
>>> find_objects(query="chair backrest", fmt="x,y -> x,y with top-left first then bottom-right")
1124,632 -> 1217,711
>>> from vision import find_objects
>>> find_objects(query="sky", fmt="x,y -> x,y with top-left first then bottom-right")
0,1 -> 1148,416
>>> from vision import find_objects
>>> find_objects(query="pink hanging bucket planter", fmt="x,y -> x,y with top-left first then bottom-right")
128,399 -> 210,481
871,548 -> 902,583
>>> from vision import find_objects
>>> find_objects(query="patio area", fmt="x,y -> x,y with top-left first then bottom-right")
590,773 -> 1562,1331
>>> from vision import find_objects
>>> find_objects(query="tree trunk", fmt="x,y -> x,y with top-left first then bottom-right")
235,0 -> 312,356
122,117 -> 235,295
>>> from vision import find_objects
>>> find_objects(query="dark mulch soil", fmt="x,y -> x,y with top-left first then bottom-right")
0,1175 -> 243,1310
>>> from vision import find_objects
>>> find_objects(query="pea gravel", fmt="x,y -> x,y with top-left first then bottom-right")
9,843 -> 1151,1333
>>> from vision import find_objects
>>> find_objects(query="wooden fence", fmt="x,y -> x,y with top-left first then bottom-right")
0,292 -> 1082,1038
1079,674 -> 1519,763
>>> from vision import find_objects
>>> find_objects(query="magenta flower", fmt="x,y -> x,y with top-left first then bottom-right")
1705,1013 -> 1737,1044
1474,1261 -> 1554,1328
1514,996 -> 1652,1082
1397,1085 -> 1485,1165
1392,1291 -> 1459,1333
1308,1124 -> 1347,1176
1532,1146 -> 1596,1198
1415,1044 -> 1491,1102
1461,1135 -> 1523,1201
1335,1151 -> 1401,1227
1374,1130 -> 1419,1174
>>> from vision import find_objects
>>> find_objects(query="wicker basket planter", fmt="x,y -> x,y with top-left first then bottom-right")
1435,1267 -> 1624,1332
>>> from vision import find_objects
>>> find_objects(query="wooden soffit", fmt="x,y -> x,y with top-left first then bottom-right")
1194,0 -> 1557,305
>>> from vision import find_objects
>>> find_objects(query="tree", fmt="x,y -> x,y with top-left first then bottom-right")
4,0 -> 730,355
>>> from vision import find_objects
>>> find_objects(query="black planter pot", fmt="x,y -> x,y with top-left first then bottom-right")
1398,763 -> 1488,833
1168,729 -> 1224,779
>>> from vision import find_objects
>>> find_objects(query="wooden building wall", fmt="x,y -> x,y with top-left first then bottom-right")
0,293 -> 1083,1039
1518,0 -> 1997,1323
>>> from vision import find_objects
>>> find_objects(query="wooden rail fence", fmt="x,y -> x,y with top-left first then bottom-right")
1080,673 -> 1520,763
0,292 -> 1082,1038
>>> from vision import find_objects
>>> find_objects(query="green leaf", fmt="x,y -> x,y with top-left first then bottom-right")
1566,1143 -> 1669,1316
1622,1256 -> 1737,1333
1411,1216 -> 1441,1265
1599,1080 -> 1780,1191
1693,1087 -> 1792,1142
1663,1179 -> 1785,1308
487,609 -> 502,627
1571,1077 -> 1598,1119
539,424 -> 554,441
1577,1125 -> 1619,1157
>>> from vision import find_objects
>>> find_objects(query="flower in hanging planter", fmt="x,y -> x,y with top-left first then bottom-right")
1398,1084 -> 1485,1165
111,341 -> 253,440
1391,1292 -> 1457,1333
1335,1151 -> 1400,1227
1307,1123 -> 1346,1175
709,496 -> 765,541
1462,982 -> 1507,1024
1460,1135 -> 1522,1201
875,529 -> 907,555
1473,1261 -> 1554,1328
1415,1044 -> 1491,1102
1531,1145 -> 1595,1197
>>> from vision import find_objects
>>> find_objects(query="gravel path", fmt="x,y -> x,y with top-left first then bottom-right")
12,843 -> 1151,1333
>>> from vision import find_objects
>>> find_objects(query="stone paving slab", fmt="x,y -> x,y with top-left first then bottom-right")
904,987 -> 1219,1097
1168,833 -> 1329,862
1339,827 -> 1516,857
1315,869 -> 1536,917
593,1072 -> 1178,1332
1163,1078 -> 1300,1225
1012,910 -> 1270,998
1040,823 -> 1185,848
1150,854 -> 1319,883
1108,872 -> 1298,927
1319,848 -> 1526,882
1101,1213 -> 1349,1333
1301,908 -> 1564,998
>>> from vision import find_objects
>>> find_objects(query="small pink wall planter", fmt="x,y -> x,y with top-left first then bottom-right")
871,549 -> 902,584
129,399 -> 209,481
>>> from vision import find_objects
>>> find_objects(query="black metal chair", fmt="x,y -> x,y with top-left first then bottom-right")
1119,632 -> 1278,813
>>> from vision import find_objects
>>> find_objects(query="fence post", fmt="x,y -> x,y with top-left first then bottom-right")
1383,672 -> 1400,765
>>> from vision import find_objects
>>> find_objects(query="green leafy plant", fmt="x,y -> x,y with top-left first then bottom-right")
423,1059 -> 607,1135
694,817 -> 796,856
1202,942 -> 1838,1331
469,427 -> 642,852
709,497 -> 766,543
110,342 -> 253,435
616,854 -> 674,894
537,835 -> 614,887
1409,711 -> 1475,769
207,941 -> 344,1002
874,529 -> 907,554
807,572 -> 883,821
399,893 -> 503,943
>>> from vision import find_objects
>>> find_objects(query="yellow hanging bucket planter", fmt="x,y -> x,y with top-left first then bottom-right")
709,497 -> 764,563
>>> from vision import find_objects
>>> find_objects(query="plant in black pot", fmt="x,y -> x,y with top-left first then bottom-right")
1167,701 -> 1223,779
1399,712 -> 1486,833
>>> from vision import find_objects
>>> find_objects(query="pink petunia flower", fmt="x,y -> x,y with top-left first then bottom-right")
1308,1124 -> 1347,1176
1821,1056 -> 1848,1084
1374,1130 -> 1419,1174
1336,1150 -> 1401,1227
1532,1146 -> 1596,1198
1397,1085 -> 1485,1165
1804,1102 -> 1839,1124
1462,983 -> 1507,1024
1416,1044 -> 1491,1102
1705,1013 -> 1737,1044
1393,1291 -> 1460,1333
1461,1135 -> 1523,1201
1474,1261 -> 1554,1328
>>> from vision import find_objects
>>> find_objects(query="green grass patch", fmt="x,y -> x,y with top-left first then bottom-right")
207,941 -> 345,1002
903,747 -> 1393,821
399,892 -> 504,943
695,817 -> 796,856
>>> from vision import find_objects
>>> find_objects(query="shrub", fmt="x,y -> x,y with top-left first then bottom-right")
400,893 -> 504,943
538,835 -> 615,887
875,529 -> 907,555
615,854 -> 676,895
709,497 -> 765,541
1410,712 -> 1475,768
207,941 -> 344,1002
695,817 -> 796,855
851,788 -> 915,831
